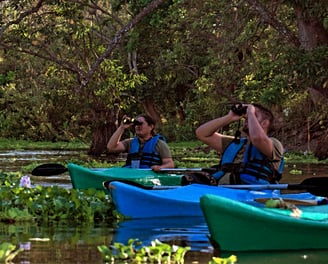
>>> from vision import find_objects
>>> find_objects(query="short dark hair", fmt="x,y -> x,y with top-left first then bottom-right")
252,103 -> 275,133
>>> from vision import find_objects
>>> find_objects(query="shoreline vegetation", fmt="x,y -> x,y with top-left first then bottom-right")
0,138 -> 327,166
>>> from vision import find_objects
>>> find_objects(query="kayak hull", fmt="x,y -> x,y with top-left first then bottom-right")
68,163 -> 182,190
109,181 -> 316,219
200,194 -> 328,252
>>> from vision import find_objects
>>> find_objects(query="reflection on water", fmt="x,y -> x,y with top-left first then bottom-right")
30,175 -> 73,189
1,150 -> 328,263
113,216 -> 211,252
0,149 -> 86,189
1,223 -> 113,264
0,149 -> 87,172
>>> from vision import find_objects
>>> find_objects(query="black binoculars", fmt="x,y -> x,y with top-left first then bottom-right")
231,104 -> 247,116
123,118 -> 143,126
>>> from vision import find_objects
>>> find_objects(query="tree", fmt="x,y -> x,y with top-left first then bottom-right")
0,0 -> 165,155
0,0 -> 327,157
244,0 -> 328,157
178,0 -> 328,152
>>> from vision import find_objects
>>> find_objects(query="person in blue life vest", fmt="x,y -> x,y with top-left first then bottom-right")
107,114 -> 175,172
195,103 -> 284,185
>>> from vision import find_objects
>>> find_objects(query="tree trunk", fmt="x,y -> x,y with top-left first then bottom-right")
143,99 -> 161,124
88,125 -> 113,156
87,110 -> 118,156
295,5 -> 328,160
296,8 -> 328,50
314,131 -> 328,161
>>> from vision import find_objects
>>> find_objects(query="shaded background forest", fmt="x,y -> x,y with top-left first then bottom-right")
0,0 -> 327,159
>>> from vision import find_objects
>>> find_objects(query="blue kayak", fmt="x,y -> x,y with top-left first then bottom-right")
109,181 -> 317,219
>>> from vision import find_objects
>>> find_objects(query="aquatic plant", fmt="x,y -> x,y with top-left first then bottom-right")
0,208 -> 34,223
97,238 -> 191,263
0,172 -> 113,224
0,242 -> 24,263
210,255 -> 237,264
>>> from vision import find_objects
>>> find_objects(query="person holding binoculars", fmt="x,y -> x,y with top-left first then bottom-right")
107,114 -> 174,172
195,103 -> 284,185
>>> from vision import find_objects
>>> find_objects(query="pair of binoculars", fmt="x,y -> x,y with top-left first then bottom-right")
231,104 -> 247,116
123,118 -> 143,126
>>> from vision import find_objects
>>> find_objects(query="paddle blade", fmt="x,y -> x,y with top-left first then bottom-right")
31,164 -> 68,176
300,177 -> 328,197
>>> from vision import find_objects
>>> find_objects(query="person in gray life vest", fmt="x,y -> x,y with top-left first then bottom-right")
107,114 -> 174,172
195,103 -> 284,185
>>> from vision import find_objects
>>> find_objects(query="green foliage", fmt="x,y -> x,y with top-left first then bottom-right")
0,0 -> 327,149
210,255 -> 237,264
0,0 -> 147,144
0,242 -> 24,263
0,71 -> 15,86
291,47 -> 328,87
289,168 -> 303,175
162,121 -> 195,142
244,45 -> 328,103
98,238 -> 190,263
284,151 -> 325,164
0,208 -> 34,223
0,172 -> 113,224
0,138 -> 89,150
0,171 -> 21,188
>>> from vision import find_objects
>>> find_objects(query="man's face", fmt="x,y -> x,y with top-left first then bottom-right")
242,108 -> 265,134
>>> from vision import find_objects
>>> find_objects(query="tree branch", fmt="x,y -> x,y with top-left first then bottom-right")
80,0 -> 166,89
0,42 -> 86,79
245,0 -> 300,47
0,0 -> 46,38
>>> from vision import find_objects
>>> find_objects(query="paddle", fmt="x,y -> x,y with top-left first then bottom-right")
31,163 -> 208,176
255,198 -> 328,206
104,177 -> 328,197
32,164 -> 68,176
218,177 -> 328,197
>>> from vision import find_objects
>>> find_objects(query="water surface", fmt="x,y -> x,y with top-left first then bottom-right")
1,149 -> 328,263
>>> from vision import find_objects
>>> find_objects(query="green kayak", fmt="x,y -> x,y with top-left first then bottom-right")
200,194 -> 328,252
68,163 -> 183,190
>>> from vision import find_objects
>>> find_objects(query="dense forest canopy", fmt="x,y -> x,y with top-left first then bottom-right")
0,0 -> 327,159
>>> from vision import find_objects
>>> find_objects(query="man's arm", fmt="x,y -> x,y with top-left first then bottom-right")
196,110 -> 241,153
246,105 -> 273,158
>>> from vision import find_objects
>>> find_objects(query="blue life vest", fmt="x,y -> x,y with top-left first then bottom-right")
212,138 -> 247,180
125,134 -> 162,168
239,143 -> 284,184
212,138 -> 284,184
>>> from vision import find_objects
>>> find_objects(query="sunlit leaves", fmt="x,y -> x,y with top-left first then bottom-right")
0,242 -> 24,263
210,255 -> 237,264
98,238 -> 190,263
241,44 -> 328,106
